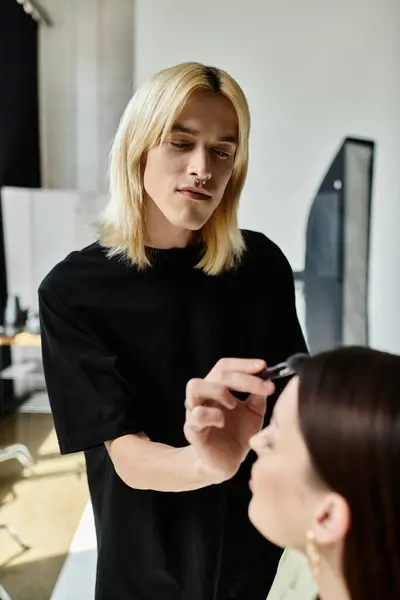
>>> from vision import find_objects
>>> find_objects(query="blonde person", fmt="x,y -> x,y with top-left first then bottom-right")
246,346 -> 400,600
38,62 -> 307,600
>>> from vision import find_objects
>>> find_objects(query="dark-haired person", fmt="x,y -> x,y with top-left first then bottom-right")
244,346 -> 400,600
38,61 -> 307,600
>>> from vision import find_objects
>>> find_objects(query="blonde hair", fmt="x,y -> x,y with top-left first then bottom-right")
98,62 -> 251,275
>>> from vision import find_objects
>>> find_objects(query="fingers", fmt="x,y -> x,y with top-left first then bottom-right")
207,357 -> 275,396
211,370 -> 275,397
185,405 -> 225,432
209,357 -> 266,377
185,363 -> 275,411
184,358 -> 276,433
185,378 -> 237,411
246,393 -> 269,418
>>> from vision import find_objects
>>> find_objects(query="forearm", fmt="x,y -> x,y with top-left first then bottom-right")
106,434 -> 222,492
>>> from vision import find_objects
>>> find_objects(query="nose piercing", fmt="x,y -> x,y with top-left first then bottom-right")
195,174 -> 211,186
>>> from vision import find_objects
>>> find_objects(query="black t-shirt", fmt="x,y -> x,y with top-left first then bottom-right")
38,230 -> 307,600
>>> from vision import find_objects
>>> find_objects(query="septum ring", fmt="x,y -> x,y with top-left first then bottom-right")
195,174 -> 211,186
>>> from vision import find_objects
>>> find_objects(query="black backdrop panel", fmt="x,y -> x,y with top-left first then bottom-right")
0,0 -> 41,412
295,138 -> 374,354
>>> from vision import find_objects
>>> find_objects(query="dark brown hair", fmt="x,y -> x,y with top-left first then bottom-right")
295,346 -> 400,600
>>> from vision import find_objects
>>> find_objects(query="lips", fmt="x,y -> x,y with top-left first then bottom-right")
178,187 -> 211,201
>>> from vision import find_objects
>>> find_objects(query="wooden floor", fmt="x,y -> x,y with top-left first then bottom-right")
0,412 -> 89,600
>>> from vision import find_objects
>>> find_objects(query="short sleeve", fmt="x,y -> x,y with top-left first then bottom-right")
38,285 -> 144,455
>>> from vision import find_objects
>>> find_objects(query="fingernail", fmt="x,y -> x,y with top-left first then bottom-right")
253,360 -> 264,369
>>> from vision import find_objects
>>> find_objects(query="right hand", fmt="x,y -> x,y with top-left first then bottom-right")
183,358 -> 275,483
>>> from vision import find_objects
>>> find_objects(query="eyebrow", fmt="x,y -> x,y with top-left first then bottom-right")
171,123 -> 238,144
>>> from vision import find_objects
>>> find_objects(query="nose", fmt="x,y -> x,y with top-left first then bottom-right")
187,145 -> 211,182
249,431 -> 261,454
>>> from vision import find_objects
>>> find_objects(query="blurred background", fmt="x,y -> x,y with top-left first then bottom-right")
0,1 -> 399,598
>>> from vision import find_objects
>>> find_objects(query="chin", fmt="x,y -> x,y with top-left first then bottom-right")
248,498 -> 264,534
248,500 -> 283,547
169,214 -> 209,232
174,200 -> 217,228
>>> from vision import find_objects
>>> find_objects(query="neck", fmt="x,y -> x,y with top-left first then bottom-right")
317,557 -> 350,600
144,197 -> 194,249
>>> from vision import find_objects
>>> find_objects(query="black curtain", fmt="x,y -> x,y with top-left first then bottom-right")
0,0 -> 41,412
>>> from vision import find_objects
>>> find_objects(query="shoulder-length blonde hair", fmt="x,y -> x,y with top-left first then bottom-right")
98,62 -> 251,275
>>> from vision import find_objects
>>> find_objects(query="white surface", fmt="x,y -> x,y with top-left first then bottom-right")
133,0 -> 400,353
1,187 -> 107,312
18,391 -> 52,414
51,502 -> 97,600
38,0 -> 134,192
0,360 -> 43,381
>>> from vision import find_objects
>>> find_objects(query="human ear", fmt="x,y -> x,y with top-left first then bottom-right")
313,493 -> 350,547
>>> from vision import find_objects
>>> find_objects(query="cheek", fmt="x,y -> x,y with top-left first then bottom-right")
143,150 -> 183,195
209,164 -> 233,208
248,457 -> 307,549
217,163 -> 233,190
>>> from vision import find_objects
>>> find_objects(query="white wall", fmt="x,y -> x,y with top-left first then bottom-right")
2,187 -> 107,311
39,0 -> 134,192
134,0 -> 400,353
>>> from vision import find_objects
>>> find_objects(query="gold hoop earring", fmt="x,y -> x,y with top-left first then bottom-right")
306,530 -> 321,577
